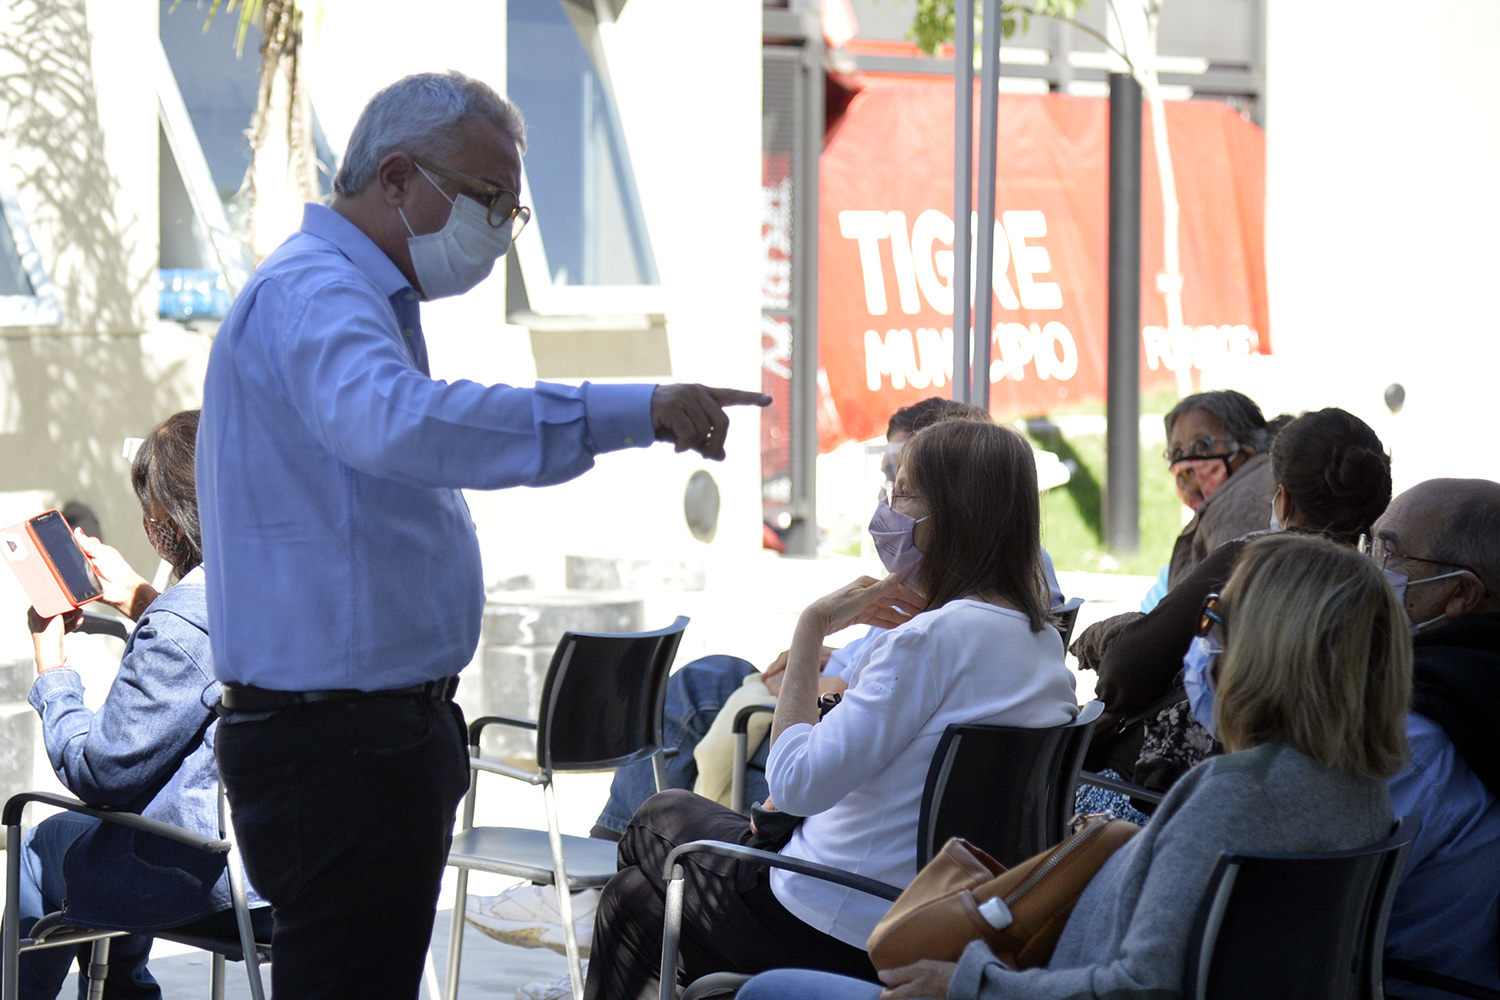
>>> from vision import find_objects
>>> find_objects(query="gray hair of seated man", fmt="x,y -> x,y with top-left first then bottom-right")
1429,491 -> 1500,600
1164,389 -> 1274,454
333,71 -> 527,197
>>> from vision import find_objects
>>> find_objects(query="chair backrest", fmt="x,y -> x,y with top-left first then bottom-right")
916,700 -> 1104,868
1182,815 -> 1419,1000
536,616 -> 689,773
1053,596 -> 1085,650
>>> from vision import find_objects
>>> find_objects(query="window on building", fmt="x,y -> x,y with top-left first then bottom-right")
0,175 -> 61,327
507,0 -> 659,291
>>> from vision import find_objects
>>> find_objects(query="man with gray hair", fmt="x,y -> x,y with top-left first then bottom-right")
1368,479 -> 1500,999
197,71 -> 768,998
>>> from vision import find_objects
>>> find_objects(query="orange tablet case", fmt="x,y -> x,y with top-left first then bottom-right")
2,510 -> 103,618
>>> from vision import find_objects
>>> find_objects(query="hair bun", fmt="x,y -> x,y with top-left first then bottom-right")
1326,445 -> 1389,497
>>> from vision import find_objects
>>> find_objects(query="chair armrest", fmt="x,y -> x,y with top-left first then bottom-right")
659,840 -> 901,1000
2,791 -> 230,853
77,608 -> 130,641
731,704 -> 775,735
1077,770 -> 1165,806
662,839 -> 902,902
470,756 -> 547,786
468,714 -> 538,746
1385,960 -> 1500,1000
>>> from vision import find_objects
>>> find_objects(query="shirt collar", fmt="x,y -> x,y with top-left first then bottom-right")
300,203 -> 415,301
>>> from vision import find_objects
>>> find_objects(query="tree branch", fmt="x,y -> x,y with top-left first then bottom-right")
1008,3 -> 1136,75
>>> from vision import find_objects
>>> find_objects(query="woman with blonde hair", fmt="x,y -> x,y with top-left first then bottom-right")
737,532 -> 1410,1000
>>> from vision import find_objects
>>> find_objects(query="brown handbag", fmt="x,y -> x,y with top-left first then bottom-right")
867,814 -> 1140,971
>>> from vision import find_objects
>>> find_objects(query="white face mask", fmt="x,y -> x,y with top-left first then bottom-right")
400,164 -> 513,300
1382,567 -> 1466,635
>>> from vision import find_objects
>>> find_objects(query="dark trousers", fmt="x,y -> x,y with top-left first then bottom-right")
216,694 -> 469,1000
583,790 -> 879,1000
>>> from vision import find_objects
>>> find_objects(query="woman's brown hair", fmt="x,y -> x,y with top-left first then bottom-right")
131,409 -> 202,578
898,419 -> 1051,631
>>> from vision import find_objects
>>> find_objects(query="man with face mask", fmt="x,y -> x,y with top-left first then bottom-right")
196,72 -> 769,1000
1366,480 -> 1500,1000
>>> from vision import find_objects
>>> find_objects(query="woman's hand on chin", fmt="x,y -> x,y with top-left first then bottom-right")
807,574 -> 928,636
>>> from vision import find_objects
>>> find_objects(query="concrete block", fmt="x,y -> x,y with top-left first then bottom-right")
478,645 -> 552,760
0,657 -> 33,703
481,592 -> 644,647
565,555 -> 706,594
0,700 -> 36,814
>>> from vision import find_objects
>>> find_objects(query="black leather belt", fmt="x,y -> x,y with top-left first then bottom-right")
220,676 -> 459,712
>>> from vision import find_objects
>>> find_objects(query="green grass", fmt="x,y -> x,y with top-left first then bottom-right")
1033,430 -> 1184,576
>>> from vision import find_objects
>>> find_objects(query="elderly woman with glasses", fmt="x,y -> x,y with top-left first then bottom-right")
1160,390 -> 1280,589
1081,407 -> 1393,808
736,532 -> 1410,1000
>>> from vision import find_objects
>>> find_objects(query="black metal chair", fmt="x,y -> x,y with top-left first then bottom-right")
2,788 -> 270,1000
442,616 -> 689,1000
1183,815 -> 1420,1000
1053,596 -> 1085,650
666,700 -> 1105,1000
919,699 -> 1103,867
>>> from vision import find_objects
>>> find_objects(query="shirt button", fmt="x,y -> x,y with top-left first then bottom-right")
404,327 -> 415,337
405,291 -> 417,301
623,436 -> 635,446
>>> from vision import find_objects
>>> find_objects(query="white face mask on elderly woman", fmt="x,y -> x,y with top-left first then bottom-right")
400,164 -> 513,300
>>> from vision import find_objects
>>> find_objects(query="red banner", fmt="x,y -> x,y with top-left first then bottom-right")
817,82 -> 1268,446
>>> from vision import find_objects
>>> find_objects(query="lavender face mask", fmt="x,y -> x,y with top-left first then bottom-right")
868,501 -> 927,582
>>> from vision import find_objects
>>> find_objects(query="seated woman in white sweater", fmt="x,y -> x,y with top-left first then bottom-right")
736,532 -> 1411,1000
583,419 -> 1078,1000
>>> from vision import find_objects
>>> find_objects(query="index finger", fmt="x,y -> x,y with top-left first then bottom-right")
706,387 -> 773,408
879,575 -> 929,610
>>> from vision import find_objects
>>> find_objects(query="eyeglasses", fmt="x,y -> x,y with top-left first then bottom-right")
1165,435 -> 1237,467
1197,592 -> 1227,639
888,491 -> 925,505
412,156 -> 531,236
1358,534 -> 1484,582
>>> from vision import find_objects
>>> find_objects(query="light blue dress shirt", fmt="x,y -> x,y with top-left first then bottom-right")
198,204 -> 656,692
1385,712 -> 1500,998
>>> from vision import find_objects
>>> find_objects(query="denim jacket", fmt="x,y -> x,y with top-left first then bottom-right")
28,566 -> 264,930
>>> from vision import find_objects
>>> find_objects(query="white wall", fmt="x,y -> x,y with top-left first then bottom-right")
1242,0 -> 1500,493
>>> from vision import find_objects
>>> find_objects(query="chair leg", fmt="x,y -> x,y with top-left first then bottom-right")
542,782 -> 586,1000
444,867 -> 471,1000
660,863 -> 687,1000
423,945 -> 442,1000
86,938 -> 110,1000
211,951 -> 226,1000
4,822 -> 22,1000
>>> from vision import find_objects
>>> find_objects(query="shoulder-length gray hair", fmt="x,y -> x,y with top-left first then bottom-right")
333,71 -> 527,196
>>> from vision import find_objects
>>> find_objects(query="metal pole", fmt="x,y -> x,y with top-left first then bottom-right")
951,0 -> 973,403
970,0 -> 1002,410
1105,71 -> 1142,554
785,29 -> 824,556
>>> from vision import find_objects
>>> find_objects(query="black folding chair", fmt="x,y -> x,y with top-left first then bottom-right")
1183,815 -> 1420,1000
442,616 -> 689,1000
2,788 -> 269,1000
1052,596 -> 1085,650
668,700 -> 1104,1000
